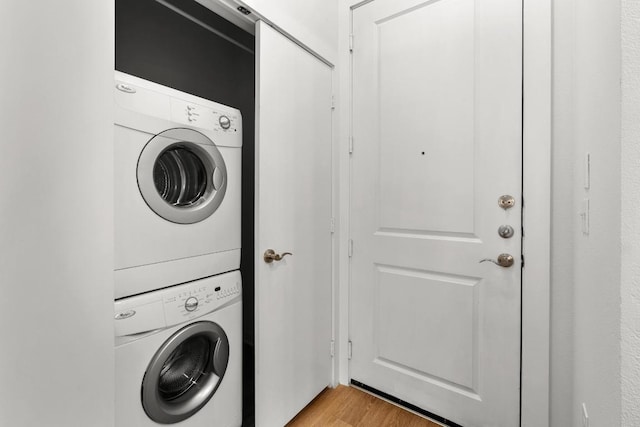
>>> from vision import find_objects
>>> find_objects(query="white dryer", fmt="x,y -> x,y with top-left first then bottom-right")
115,270 -> 242,426
114,71 -> 242,299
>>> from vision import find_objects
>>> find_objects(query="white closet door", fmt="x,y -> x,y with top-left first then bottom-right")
254,21 -> 333,427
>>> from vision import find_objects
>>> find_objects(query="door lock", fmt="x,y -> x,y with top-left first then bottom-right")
479,253 -> 514,268
498,195 -> 516,210
498,225 -> 515,239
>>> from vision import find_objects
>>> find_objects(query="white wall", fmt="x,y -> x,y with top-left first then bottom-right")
570,0 -> 622,425
621,0 -> 640,425
241,0 -> 338,63
0,2 -> 114,426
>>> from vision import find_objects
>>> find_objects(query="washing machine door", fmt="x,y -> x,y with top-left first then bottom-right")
138,128 -> 227,224
141,321 -> 230,424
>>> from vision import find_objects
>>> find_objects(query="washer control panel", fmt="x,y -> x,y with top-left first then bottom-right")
162,270 -> 242,326
114,271 -> 241,338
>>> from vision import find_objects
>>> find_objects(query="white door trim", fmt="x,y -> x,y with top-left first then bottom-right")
520,0 -> 552,424
335,0 -> 552,425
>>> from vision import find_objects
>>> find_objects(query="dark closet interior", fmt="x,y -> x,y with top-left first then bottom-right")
115,0 -> 256,424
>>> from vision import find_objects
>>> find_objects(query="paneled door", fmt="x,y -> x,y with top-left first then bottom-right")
254,21 -> 333,427
349,0 -> 522,426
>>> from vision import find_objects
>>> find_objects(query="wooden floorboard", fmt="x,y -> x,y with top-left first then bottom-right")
285,385 -> 441,427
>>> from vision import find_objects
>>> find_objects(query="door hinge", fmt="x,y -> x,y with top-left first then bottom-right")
330,340 -> 335,357
348,239 -> 353,257
521,254 -> 525,268
330,217 -> 336,233
349,34 -> 354,52
349,136 -> 354,154
348,340 -> 353,360
331,95 -> 336,110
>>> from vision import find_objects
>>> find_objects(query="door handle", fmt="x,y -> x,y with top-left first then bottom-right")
479,253 -> 514,268
263,249 -> 293,263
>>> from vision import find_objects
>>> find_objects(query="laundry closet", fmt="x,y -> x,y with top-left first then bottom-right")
115,0 -> 337,426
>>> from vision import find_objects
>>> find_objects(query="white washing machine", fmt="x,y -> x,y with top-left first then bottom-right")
115,270 -> 242,426
114,71 -> 242,299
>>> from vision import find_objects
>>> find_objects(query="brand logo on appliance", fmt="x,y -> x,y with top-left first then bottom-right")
114,310 -> 136,320
116,83 -> 136,94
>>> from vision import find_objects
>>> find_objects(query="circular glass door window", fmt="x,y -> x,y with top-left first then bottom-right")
141,321 -> 230,424
153,148 -> 207,208
138,128 -> 227,224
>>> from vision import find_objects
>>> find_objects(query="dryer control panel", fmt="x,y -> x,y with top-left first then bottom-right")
114,270 -> 242,338
170,98 -> 240,134
114,71 -> 243,149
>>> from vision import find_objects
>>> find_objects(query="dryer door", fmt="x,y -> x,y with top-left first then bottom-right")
141,321 -> 230,424
138,128 -> 227,224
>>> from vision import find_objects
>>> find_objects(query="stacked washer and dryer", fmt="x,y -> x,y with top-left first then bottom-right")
113,71 -> 243,426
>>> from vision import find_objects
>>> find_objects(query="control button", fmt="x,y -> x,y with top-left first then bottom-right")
219,115 -> 231,129
185,297 -> 199,312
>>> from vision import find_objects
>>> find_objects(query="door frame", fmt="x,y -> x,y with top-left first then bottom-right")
335,1 -> 552,426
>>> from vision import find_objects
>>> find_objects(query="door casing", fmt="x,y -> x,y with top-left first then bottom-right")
335,1 -> 552,426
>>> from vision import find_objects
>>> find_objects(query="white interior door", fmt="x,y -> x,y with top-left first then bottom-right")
255,21 -> 333,427
350,0 -> 522,426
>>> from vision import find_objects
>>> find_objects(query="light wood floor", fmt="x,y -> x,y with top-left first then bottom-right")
285,385 -> 441,427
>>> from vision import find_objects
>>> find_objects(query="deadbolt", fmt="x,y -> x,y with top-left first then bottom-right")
498,195 -> 516,210
479,253 -> 515,268
498,225 -> 515,239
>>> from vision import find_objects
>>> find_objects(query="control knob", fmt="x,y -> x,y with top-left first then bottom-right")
219,115 -> 231,130
185,297 -> 199,312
